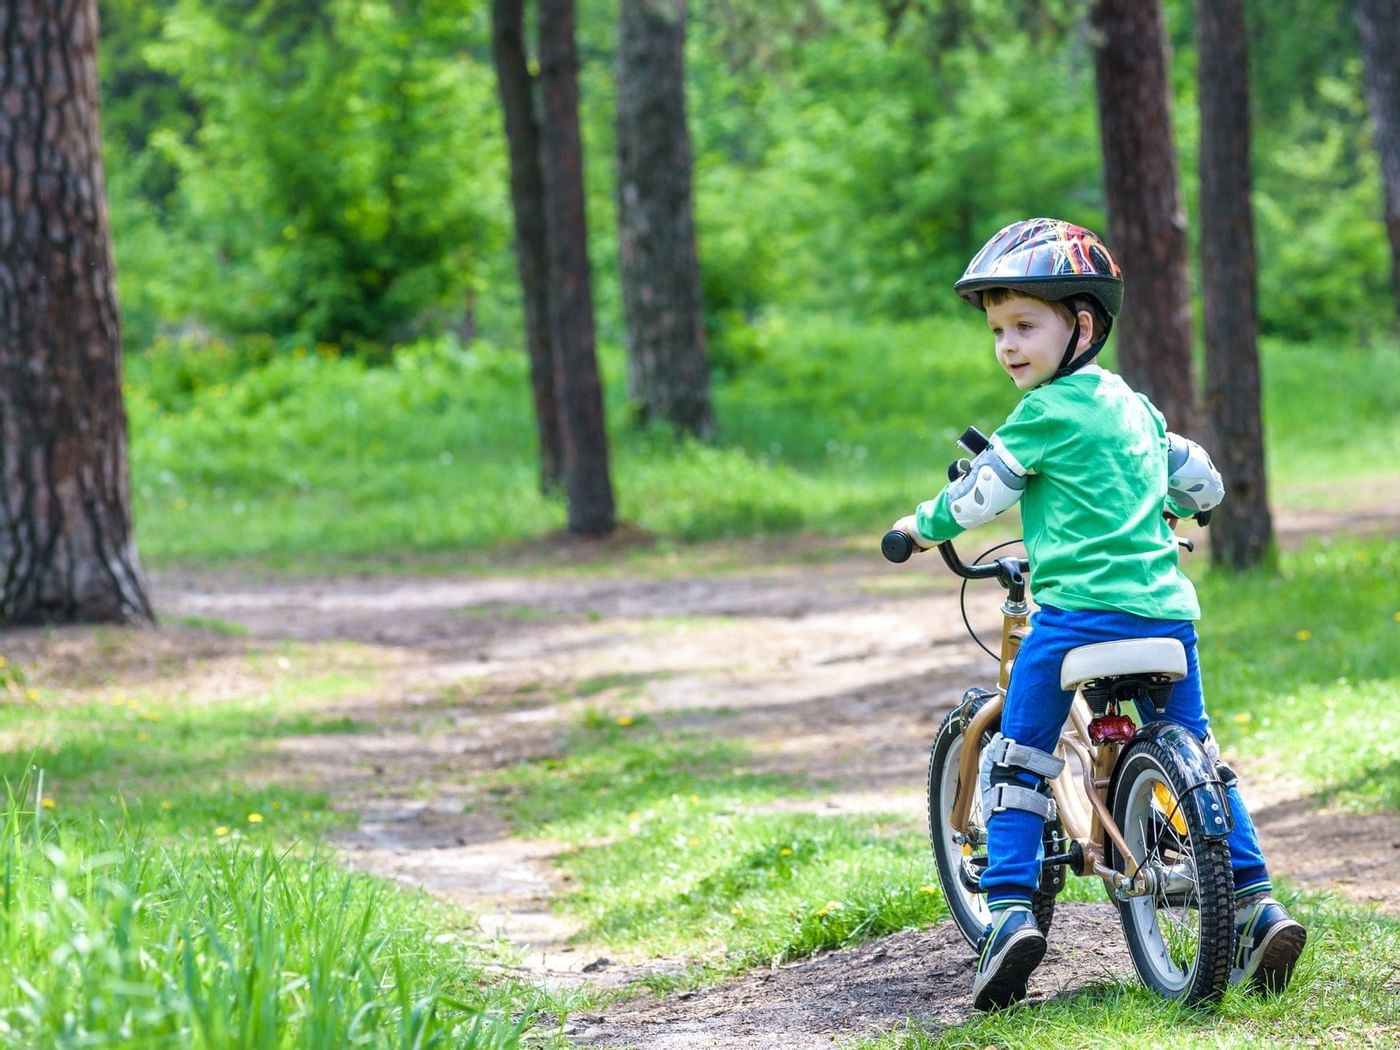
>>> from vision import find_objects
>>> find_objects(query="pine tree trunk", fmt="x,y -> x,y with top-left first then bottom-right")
0,0 -> 154,626
1197,0 -> 1274,569
1091,0 -> 1199,437
615,0 -> 714,438
491,0 -> 563,492
537,0 -> 616,535
1356,0 -> 1400,331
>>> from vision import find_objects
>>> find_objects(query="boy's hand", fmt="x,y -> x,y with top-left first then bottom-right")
891,514 -> 932,551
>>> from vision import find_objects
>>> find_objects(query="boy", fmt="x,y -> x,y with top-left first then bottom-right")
892,218 -> 1306,1010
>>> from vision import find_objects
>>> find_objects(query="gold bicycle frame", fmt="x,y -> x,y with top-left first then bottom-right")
949,595 -> 1144,892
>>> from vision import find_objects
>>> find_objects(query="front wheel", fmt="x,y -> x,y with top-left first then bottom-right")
1108,737 -> 1234,1004
927,696 -> 1057,949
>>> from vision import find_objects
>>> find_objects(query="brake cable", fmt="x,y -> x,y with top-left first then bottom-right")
960,537 -> 1028,662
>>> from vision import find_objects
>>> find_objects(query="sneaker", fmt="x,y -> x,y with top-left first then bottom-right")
1231,896 -> 1307,994
972,906 -> 1046,1011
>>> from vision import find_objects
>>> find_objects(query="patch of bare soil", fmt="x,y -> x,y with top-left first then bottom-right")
568,903 -> 1130,1049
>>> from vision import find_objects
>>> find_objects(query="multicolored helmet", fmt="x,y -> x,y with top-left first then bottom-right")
954,217 -> 1124,320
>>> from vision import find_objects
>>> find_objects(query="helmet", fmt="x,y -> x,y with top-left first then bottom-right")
954,217 -> 1123,320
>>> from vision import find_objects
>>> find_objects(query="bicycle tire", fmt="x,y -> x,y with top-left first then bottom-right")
926,694 -> 1058,949
1107,736 -> 1234,1004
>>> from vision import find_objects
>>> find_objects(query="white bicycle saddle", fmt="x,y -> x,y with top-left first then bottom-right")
1059,638 -> 1187,691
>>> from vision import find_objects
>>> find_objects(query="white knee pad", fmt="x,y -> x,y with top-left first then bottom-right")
979,733 -> 1063,821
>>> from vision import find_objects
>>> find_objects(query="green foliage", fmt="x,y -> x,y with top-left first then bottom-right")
109,0 -> 505,350
0,783 -> 523,1046
125,317 -> 1399,566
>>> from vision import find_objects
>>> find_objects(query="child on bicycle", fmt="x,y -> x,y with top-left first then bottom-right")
891,218 -> 1306,1011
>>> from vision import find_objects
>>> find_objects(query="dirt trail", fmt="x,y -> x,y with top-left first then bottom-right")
11,507 -> 1391,1047
147,512 -> 1400,1040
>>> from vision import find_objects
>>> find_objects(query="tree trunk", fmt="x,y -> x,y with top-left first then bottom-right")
490,0 -> 563,492
616,0 -> 714,438
537,0 -> 616,535
0,0 -> 154,626
1356,0 -> 1400,331
1091,0 -> 1199,437
1197,0 -> 1273,569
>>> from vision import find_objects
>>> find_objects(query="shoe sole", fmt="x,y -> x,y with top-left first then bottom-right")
1249,921 -> 1307,995
972,930 -> 1047,1011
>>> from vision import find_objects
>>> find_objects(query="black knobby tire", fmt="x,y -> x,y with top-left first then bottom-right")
926,695 -> 1058,949
1107,737 -> 1235,1004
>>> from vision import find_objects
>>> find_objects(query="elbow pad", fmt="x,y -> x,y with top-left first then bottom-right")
1166,433 -> 1224,514
948,445 -> 1027,529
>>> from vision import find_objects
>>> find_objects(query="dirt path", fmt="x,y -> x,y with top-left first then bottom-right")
10,510 -> 1395,1047
150,520 -> 1400,1022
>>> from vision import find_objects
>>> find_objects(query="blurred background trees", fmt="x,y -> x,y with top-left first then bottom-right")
97,0 -> 1395,355
78,0 -> 1397,564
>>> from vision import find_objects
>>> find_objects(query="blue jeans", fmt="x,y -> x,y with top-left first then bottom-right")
981,604 -> 1270,904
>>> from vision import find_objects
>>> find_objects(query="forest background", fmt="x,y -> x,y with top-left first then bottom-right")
98,0 -> 1397,567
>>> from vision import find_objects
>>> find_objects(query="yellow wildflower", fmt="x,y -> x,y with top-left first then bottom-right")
1231,711 -> 1252,724
215,826 -> 230,837
1295,630 -> 1312,642
160,800 -> 173,811
918,885 -> 939,895
24,689 -> 39,703
780,847 -> 793,857
615,715 -> 635,727
40,797 -> 55,810
247,813 -> 264,824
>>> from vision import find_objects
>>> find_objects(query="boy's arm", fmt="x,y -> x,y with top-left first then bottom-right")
894,442 -> 1030,548
1165,432 -> 1225,518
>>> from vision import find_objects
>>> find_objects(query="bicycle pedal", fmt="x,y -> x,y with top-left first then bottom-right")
959,854 -> 987,894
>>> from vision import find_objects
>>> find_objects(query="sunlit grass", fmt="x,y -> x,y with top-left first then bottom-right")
0,775 -> 527,1046
125,318 -> 1399,568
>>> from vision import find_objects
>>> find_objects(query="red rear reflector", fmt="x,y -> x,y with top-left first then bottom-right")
1088,714 -> 1136,745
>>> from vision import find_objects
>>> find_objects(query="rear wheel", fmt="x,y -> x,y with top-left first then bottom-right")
1108,738 -> 1234,1004
927,695 -> 1058,949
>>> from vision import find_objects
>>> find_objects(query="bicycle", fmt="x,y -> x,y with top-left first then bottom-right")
882,427 -> 1236,1005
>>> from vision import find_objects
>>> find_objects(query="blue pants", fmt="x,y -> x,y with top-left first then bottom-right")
982,605 -> 1270,905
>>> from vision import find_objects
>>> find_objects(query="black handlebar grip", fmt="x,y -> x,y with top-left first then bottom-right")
958,426 -> 991,456
1195,509 -> 1213,527
881,530 -> 915,563
946,457 -> 971,482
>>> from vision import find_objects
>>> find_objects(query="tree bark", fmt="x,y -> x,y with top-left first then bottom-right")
1356,0 -> 1400,331
0,0 -> 154,626
1091,0 -> 1199,437
616,0 -> 714,438
1197,0 -> 1273,569
490,0 -> 563,492
537,0 -> 616,535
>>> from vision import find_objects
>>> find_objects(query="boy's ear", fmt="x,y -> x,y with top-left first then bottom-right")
1075,307 -> 1096,350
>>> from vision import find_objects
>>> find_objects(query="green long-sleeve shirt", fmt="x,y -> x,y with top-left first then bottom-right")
915,367 -> 1202,620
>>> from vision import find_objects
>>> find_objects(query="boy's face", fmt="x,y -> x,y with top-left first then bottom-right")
985,295 -> 1082,391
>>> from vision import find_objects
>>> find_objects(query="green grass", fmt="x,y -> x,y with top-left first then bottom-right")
0,657 -> 544,1046
125,317 -> 1400,569
1196,536 -> 1400,811
488,721 -> 1107,976
0,779 -> 530,1047
853,892 -> 1400,1048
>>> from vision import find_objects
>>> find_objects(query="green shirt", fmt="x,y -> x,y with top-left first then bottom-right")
915,367 -> 1201,621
